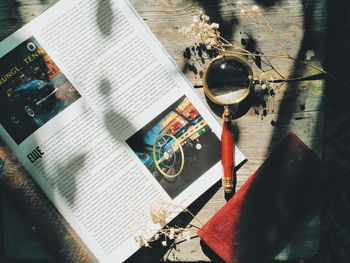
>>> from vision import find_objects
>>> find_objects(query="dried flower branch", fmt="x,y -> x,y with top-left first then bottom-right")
176,6 -> 330,84
131,199 -> 201,248
175,4 -> 343,120
176,10 -> 221,50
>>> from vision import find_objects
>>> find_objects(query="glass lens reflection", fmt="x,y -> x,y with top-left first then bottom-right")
205,57 -> 250,104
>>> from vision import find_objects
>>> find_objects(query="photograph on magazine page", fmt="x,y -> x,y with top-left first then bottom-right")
0,36 -> 81,145
126,95 -> 221,199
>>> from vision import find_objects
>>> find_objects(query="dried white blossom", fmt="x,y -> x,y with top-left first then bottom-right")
149,200 -> 169,226
131,199 -> 201,248
306,50 -> 315,61
211,23 -> 219,29
169,228 -> 176,239
134,235 -> 150,247
134,236 -> 143,245
185,233 -> 191,241
240,4 -> 262,20
251,5 -> 259,11
176,10 -> 221,50
180,230 -> 191,241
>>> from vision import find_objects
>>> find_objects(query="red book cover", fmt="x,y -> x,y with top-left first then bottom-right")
198,132 -> 329,263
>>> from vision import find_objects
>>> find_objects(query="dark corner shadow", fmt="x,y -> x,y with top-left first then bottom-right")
0,1 -> 21,41
0,145 -> 56,263
318,0 -> 350,262
96,0 -> 115,37
0,2 -> 60,262
323,0 -> 350,171
126,180 -> 222,262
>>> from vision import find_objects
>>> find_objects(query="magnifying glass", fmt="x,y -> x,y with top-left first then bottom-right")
203,55 -> 326,195
202,55 -> 254,195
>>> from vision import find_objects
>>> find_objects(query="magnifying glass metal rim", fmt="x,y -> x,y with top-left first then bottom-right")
202,55 -> 254,106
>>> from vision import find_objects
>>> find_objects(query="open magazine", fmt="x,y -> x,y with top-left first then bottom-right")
0,0 -> 245,262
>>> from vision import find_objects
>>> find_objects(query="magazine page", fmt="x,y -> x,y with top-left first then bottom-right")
0,0 -> 245,262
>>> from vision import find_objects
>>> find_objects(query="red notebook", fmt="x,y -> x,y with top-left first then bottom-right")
198,132 -> 329,263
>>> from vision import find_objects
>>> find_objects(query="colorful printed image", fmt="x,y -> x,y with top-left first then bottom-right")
126,95 -> 221,199
0,36 -> 81,144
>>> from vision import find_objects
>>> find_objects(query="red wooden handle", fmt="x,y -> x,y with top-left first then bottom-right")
221,121 -> 234,193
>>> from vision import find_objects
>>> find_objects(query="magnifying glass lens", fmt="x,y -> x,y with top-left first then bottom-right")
205,57 -> 251,104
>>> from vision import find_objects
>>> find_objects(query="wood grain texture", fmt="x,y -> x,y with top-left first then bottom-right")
0,0 -> 326,261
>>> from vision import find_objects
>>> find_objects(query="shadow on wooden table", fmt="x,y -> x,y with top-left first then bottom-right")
255,0 -> 350,262
258,0 -> 350,262
261,0 -> 326,157
181,0 -> 350,262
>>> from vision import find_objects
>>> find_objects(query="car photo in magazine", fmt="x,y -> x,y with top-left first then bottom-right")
0,36 -> 81,144
126,95 -> 221,199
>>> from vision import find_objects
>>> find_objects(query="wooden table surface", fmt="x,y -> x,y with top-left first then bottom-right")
2,0 -> 346,262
